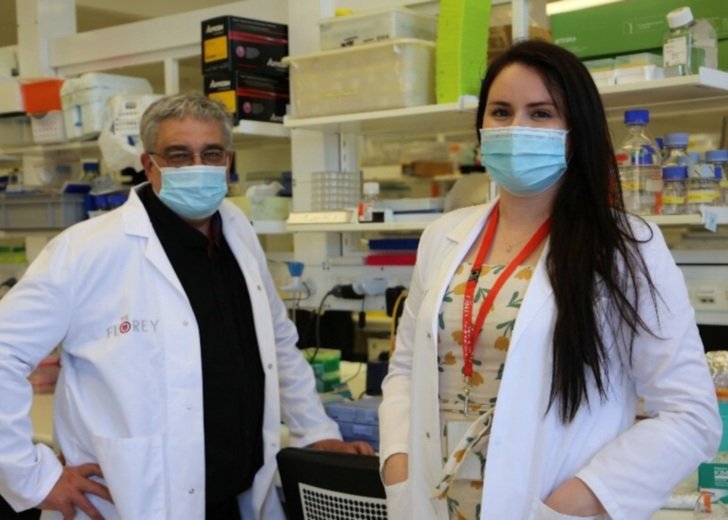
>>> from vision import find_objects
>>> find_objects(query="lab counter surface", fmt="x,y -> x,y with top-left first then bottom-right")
30,386 -> 696,519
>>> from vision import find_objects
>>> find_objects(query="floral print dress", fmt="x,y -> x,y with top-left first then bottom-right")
435,261 -> 534,520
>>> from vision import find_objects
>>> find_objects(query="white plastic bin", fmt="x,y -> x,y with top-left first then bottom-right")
61,73 -> 153,140
319,8 -> 437,49
0,193 -> 86,229
285,38 -> 436,119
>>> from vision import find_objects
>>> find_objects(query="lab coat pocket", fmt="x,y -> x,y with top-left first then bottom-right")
528,498 -> 607,520
91,434 -> 165,520
384,479 -> 409,520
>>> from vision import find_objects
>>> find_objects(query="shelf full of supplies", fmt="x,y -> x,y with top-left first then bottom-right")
283,69 -> 728,136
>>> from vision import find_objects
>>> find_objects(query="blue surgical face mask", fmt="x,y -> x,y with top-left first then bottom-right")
157,165 -> 228,220
480,126 -> 569,197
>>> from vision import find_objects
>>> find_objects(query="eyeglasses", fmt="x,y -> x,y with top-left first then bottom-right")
149,147 -> 230,167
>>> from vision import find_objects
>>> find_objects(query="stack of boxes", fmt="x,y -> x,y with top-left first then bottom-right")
200,16 -> 290,125
324,396 -> 382,451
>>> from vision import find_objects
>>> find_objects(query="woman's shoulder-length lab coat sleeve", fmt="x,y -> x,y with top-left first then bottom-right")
574,218 -> 721,518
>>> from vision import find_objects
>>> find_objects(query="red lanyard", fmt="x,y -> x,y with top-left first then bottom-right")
461,204 -> 551,379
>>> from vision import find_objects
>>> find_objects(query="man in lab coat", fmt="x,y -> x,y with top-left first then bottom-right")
0,92 -> 372,519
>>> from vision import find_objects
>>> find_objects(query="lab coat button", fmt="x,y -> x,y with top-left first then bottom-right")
425,432 -> 431,439
182,320 -> 189,326
188,488 -> 194,494
257,285 -> 262,291
427,333 -> 431,339
267,363 -> 273,370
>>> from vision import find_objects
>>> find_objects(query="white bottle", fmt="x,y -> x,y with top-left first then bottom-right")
663,6 -> 718,77
358,181 -> 381,222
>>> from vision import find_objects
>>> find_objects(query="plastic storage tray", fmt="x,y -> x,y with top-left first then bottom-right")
30,111 -> 67,144
319,8 -> 437,50
0,193 -> 86,229
285,38 -> 435,118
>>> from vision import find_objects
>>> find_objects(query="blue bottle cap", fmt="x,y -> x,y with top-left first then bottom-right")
624,109 -> 649,125
665,133 -> 689,146
287,261 -> 304,277
662,165 -> 688,179
706,149 -> 728,162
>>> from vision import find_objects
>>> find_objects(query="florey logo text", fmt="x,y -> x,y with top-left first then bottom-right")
107,315 -> 160,338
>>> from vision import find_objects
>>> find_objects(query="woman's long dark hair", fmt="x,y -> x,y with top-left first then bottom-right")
476,40 -> 658,422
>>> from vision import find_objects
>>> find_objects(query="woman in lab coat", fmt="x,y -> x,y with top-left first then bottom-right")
379,40 -> 721,520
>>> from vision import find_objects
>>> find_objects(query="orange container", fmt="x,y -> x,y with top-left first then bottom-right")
21,78 -> 64,114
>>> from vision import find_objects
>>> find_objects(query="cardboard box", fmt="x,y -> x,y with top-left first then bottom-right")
402,160 -> 454,177
201,16 -> 289,78
549,0 -> 728,59
488,25 -> 552,64
204,72 -> 289,124
699,461 -> 728,504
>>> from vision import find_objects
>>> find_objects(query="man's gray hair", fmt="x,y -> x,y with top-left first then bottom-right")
140,91 -> 233,152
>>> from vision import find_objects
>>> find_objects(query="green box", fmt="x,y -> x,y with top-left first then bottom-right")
699,462 -> 728,503
303,347 -> 341,392
720,39 -> 728,72
436,0 -> 492,103
550,0 -> 728,59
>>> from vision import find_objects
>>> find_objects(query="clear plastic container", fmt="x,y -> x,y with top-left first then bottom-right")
663,6 -> 718,77
705,149 -> 728,205
284,38 -> 436,118
615,109 -> 663,215
319,8 -> 437,50
662,165 -> 688,215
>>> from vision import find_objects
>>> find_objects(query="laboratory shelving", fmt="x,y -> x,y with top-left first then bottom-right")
284,68 -> 728,136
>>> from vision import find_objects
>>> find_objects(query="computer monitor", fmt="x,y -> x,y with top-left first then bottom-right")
276,447 -> 386,520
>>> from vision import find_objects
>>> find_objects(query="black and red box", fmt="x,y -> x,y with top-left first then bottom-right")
201,16 -> 288,78
204,72 -> 289,124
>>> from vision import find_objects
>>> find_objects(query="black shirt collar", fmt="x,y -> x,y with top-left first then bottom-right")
137,183 -> 222,250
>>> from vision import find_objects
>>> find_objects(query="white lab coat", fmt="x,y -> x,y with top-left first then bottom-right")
379,199 -> 721,520
0,186 -> 341,519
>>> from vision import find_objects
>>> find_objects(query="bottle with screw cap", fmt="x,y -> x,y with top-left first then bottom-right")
615,109 -> 662,215
663,6 -> 717,77
687,152 -> 721,214
705,149 -> 728,206
661,165 -> 688,215
358,181 -> 382,223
